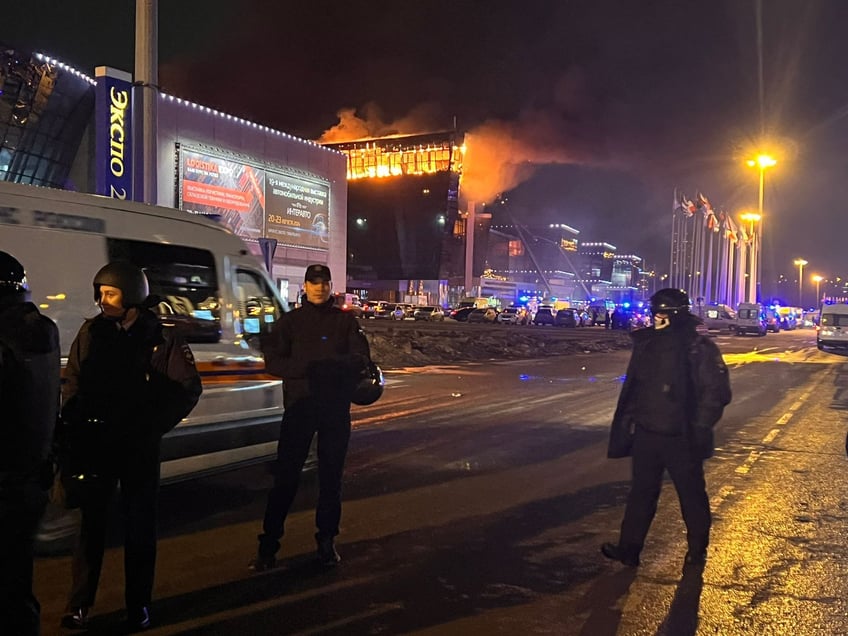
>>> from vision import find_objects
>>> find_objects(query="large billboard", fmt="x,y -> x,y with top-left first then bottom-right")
265,172 -> 329,250
177,147 -> 329,250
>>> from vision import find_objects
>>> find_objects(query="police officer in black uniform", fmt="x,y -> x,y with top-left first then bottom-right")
252,264 -> 371,571
0,252 -> 60,636
60,262 -> 202,631
601,288 -> 731,571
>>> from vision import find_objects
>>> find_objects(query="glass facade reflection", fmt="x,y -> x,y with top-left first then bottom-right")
0,47 -> 94,188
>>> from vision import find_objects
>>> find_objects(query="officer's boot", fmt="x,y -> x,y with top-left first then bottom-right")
316,536 -> 341,567
600,542 -> 641,567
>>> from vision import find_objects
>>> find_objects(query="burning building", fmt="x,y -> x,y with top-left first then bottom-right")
322,131 -> 473,305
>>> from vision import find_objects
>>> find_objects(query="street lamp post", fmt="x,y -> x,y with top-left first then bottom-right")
747,154 -> 777,302
740,212 -> 761,302
812,274 -> 823,307
794,258 -> 808,307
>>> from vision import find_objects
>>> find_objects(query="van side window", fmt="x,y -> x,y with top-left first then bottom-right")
822,313 -> 848,327
235,269 -> 283,342
107,238 -> 221,343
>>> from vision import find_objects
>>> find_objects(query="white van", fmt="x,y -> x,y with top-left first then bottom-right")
0,182 -> 287,487
817,303 -> 848,350
700,304 -> 736,332
735,302 -> 767,336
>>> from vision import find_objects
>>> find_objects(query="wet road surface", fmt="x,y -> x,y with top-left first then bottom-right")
34,329 -> 848,634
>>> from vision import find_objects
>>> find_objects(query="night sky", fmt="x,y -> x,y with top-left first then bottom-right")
5,0 -> 848,299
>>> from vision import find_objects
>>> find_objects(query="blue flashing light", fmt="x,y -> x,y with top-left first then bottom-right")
622,302 -> 631,308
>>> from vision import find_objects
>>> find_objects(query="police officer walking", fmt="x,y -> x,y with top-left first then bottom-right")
0,252 -> 60,636
601,288 -> 731,571
251,264 -> 371,571
60,262 -> 202,631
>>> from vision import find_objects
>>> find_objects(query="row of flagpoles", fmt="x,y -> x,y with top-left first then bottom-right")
669,189 -> 757,310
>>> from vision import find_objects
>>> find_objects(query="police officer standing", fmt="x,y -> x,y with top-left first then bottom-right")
60,262 -> 202,631
601,288 -> 731,571
0,252 -> 60,636
252,264 -> 371,571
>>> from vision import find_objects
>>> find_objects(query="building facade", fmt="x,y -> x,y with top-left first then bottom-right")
0,47 -> 347,305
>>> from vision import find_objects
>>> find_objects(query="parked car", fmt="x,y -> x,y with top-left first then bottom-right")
532,306 -> 555,326
448,307 -> 476,322
467,307 -> 499,324
362,300 -> 388,318
496,306 -> 529,325
554,308 -> 579,327
333,293 -> 363,317
392,303 -> 413,320
413,305 -> 445,321
776,306 -> 799,330
373,302 -> 398,319
764,307 -> 781,333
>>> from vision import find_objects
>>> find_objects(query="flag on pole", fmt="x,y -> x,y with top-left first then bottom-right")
680,193 -> 697,217
697,192 -> 713,212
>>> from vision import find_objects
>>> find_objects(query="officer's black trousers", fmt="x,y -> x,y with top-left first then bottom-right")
618,429 -> 711,555
259,399 -> 351,557
67,457 -> 160,612
0,481 -> 47,636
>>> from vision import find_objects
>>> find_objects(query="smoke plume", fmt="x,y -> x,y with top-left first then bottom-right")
318,102 -> 443,143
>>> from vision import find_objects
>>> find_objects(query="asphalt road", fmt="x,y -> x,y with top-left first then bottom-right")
35,328 -> 848,635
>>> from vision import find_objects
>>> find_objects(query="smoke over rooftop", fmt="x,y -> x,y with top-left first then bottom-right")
318,69 -> 609,205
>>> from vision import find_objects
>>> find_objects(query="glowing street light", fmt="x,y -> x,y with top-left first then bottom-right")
746,154 -> 777,301
746,154 -> 778,170
812,274 -> 824,306
739,212 -> 761,234
794,258 -> 808,307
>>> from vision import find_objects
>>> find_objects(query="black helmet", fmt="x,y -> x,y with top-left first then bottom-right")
93,261 -> 150,307
650,288 -> 690,317
351,361 -> 385,406
0,251 -> 28,297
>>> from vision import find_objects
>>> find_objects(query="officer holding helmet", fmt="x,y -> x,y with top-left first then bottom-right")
0,251 -> 60,636
60,262 -> 201,631
252,264 -> 372,571
601,288 -> 731,572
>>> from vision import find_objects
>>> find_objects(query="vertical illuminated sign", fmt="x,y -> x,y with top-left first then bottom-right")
94,66 -> 133,200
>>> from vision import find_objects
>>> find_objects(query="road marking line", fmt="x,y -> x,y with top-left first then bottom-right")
789,400 -> 804,412
762,428 -> 780,444
710,484 -> 735,510
735,450 -> 761,474
776,412 -> 794,425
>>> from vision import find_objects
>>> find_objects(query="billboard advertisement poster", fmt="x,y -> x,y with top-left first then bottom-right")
265,172 -> 330,250
179,148 -> 265,240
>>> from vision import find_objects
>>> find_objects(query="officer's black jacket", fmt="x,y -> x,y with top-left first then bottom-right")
260,298 -> 370,409
607,315 -> 731,459
0,299 -> 60,481
62,309 -> 202,454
